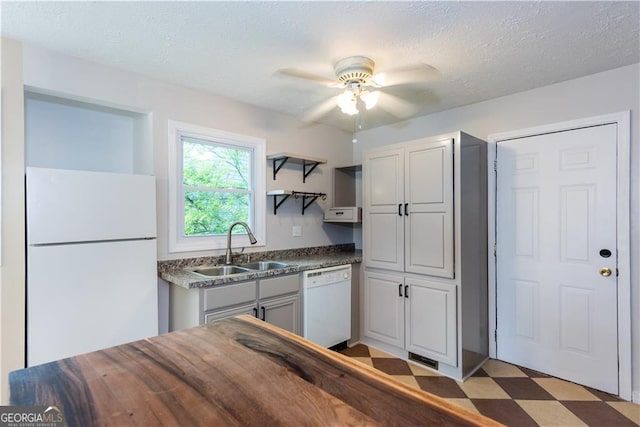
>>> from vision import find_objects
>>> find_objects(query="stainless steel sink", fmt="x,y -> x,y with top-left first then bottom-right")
188,265 -> 252,277
186,261 -> 289,278
238,261 -> 289,271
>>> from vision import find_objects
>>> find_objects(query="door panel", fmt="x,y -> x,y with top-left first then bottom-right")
405,278 -> 457,366
366,213 -> 403,269
262,295 -> 300,335
364,148 -> 404,271
27,239 -> 158,366
26,167 -> 156,244
363,271 -> 404,347
407,213 -> 448,269
560,185 -> 593,262
496,124 -> 618,394
405,140 -> 454,277
368,153 -> 402,206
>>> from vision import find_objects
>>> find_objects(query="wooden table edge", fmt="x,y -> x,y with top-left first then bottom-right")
234,314 -> 503,427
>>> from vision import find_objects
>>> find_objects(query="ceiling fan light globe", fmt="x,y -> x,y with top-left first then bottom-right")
337,90 -> 359,115
340,104 -> 359,115
360,90 -> 380,110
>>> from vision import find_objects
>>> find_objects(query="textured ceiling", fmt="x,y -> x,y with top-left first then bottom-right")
2,1 -> 639,130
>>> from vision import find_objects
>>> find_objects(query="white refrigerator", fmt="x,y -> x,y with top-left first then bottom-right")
26,167 -> 159,366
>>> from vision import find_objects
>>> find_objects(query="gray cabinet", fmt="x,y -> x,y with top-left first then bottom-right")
364,271 -> 457,366
170,274 -> 301,335
257,274 -> 301,334
363,271 -> 404,348
261,294 -> 300,335
405,277 -> 457,367
362,131 -> 487,380
364,139 -> 453,277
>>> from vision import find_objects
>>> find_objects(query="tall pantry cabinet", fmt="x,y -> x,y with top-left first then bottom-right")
362,131 -> 488,380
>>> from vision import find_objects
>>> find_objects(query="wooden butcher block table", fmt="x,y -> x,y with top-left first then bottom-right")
10,315 -> 501,426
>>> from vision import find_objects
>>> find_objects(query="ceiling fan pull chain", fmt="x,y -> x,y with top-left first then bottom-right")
352,115 -> 362,144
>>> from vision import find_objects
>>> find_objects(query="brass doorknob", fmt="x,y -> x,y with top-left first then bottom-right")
599,267 -> 612,277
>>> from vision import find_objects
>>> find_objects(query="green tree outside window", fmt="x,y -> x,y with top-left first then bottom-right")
182,137 -> 252,236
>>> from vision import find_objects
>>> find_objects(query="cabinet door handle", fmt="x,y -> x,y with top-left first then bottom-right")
253,307 -> 258,318
398,283 -> 403,297
261,306 -> 266,321
404,203 -> 409,216
404,285 -> 409,298
398,204 -> 403,216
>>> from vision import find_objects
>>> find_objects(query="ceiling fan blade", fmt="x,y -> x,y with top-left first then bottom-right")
275,68 -> 338,87
372,64 -> 441,87
376,91 -> 420,118
301,96 -> 339,124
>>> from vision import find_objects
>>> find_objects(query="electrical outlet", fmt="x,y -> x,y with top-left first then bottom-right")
292,225 -> 302,237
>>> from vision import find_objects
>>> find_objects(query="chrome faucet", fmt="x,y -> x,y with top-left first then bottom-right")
225,221 -> 257,264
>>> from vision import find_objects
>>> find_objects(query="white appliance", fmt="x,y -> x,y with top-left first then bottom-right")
302,265 -> 351,348
26,167 -> 158,366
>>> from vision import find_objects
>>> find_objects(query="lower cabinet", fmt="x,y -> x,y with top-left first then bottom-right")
260,294 -> 300,335
364,270 -> 457,366
203,274 -> 301,335
363,271 -> 405,348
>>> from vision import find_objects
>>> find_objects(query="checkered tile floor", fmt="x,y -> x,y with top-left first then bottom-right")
339,344 -> 640,426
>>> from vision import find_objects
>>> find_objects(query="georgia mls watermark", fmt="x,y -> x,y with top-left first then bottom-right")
0,406 -> 64,427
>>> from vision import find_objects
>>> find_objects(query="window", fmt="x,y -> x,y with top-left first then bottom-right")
168,120 -> 265,252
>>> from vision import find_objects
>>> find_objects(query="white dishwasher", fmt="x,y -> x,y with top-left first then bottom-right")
302,265 -> 352,348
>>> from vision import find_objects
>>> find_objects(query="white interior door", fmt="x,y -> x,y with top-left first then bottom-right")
496,124 -> 618,394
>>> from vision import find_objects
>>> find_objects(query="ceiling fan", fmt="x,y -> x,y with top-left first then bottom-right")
276,56 -> 440,124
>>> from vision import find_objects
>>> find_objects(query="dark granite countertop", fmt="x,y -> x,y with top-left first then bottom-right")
159,244 -> 362,289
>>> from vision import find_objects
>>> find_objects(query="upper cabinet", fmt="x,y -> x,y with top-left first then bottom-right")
363,147 -> 405,271
364,139 -> 453,278
25,91 -> 153,175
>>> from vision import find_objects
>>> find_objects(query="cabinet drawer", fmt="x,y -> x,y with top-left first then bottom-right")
204,303 -> 256,324
203,281 -> 257,311
324,207 -> 361,222
260,274 -> 299,299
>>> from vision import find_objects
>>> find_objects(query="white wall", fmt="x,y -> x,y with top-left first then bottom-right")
0,38 -> 26,404
354,63 -> 640,400
21,45 -> 353,261
25,94 -> 137,173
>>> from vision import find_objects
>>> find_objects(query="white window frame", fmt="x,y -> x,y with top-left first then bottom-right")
168,120 -> 266,253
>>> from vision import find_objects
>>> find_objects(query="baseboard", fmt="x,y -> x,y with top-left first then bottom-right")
461,356 -> 491,382
347,339 -> 363,348
632,390 -> 640,404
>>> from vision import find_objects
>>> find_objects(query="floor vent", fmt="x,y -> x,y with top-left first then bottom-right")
409,352 -> 438,370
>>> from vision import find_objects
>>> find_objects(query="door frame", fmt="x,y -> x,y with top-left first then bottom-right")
487,111 -> 631,400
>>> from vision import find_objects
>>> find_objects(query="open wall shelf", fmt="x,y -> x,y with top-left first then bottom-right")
267,190 -> 327,215
267,152 -> 327,183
